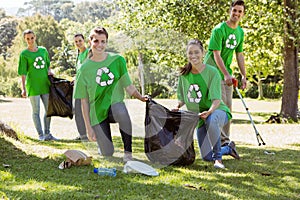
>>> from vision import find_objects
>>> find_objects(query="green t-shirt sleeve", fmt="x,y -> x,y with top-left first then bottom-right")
235,29 -> 244,53
18,52 -> 28,75
208,27 -> 223,51
208,68 -> 222,101
118,56 -> 132,87
74,69 -> 88,99
177,76 -> 184,103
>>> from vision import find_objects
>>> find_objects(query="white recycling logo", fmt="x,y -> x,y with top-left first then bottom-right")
95,67 -> 115,86
226,34 -> 237,50
187,84 -> 202,103
33,56 -> 45,69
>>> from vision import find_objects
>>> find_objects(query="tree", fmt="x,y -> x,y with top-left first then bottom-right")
280,0 -> 299,121
0,18 -> 18,60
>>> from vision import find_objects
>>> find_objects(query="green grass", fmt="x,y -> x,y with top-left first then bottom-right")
1,133 -> 300,200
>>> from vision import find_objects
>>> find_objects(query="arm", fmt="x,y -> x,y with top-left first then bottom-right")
81,98 -> 96,141
199,99 -> 221,120
125,84 -> 147,102
213,50 -> 233,86
236,52 -> 247,89
21,75 -> 27,98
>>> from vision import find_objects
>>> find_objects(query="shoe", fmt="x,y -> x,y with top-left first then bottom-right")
44,134 -> 59,141
123,152 -> 133,163
214,161 -> 225,169
38,135 -> 45,141
228,141 -> 240,160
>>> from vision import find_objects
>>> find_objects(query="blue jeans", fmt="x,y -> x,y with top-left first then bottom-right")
196,109 -> 230,161
92,102 -> 132,156
29,94 -> 51,136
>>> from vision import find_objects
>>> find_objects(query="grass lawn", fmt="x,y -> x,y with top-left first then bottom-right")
1,131 -> 299,200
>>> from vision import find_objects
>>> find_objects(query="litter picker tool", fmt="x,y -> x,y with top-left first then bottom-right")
232,78 -> 266,146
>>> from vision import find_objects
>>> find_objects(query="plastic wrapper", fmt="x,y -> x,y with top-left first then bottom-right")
47,75 -> 73,119
144,98 -> 199,166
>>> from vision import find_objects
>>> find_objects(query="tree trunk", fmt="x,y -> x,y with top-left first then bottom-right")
138,52 -> 145,96
258,79 -> 264,99
281,0 -> 299,121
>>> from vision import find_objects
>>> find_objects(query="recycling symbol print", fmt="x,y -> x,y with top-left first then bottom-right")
33,56 -> 45,69
96,67 -> 115,86
187,84 -> 202,103
226,34 -> 237,50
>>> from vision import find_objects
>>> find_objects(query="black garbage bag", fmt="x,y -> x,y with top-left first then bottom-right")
144,98 -> 199,166
47,75 -> 73,119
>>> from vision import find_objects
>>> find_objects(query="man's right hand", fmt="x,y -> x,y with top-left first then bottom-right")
224,74 -> 234,86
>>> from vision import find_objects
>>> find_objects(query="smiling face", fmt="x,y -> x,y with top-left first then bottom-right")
229,5 -> 244,23
74,35 -> 85,50
187,44 -> 204,67
24,33 -> 36,48
89,34 -> 107,55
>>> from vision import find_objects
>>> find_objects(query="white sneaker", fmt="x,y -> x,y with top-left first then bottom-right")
214,162 -> 225,169
123,152 -> 133,163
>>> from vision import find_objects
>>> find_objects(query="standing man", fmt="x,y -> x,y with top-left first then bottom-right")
204,0 -> 246,153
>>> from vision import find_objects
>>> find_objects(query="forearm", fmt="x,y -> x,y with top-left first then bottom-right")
81,98 -> 92,129
213,51 -> 230,77
21,75 -> 26,90
208,99 -> 221,114
236,52 -> 246,78
125,84 -> 145,101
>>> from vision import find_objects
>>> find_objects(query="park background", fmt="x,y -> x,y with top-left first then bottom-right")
0,0 -> 299,199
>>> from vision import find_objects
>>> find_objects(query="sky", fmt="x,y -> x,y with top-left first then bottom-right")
0,0 -> 99,13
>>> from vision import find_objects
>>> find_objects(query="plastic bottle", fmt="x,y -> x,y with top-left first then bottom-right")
93,167 -> 117,177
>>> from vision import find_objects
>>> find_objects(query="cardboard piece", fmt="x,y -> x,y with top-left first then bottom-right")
64,150 -> 92,166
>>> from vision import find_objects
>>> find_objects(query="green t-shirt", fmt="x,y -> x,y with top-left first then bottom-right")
74,53 -> 132,126
177,64 -> 232,127
204,22 -> 244,80
76,48 -> 89,71
18,46 -> 51,96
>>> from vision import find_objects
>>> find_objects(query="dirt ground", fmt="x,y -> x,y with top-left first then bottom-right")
0,97 -> 299,148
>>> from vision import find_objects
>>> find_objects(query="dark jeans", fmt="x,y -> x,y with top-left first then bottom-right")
92,102 -> 132,156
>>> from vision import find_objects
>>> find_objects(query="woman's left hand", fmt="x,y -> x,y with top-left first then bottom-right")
199,111 -> 210,119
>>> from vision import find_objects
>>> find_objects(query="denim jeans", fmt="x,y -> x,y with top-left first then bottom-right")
92,102 -> 132,156
29,94 -> 51,136
196,109 -> 230,161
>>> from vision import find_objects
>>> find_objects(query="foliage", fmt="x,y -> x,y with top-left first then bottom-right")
16,14 -> 65,59
0,18 -> 18,60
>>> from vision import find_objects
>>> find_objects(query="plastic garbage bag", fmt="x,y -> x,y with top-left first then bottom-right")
47,75 -> 73,119
144,98 -> 199,166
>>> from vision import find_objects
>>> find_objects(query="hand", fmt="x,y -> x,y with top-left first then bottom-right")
199,111 -> 210,120
224,74 -> 233,86
21,89 -> 27,98
241,76 -> 247,90
86,126 -> 97,141
172,108 -> 179,112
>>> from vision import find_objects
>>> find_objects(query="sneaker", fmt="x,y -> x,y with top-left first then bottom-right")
214,161 -> 225,169
44,134 -> 59,141
228,141 -> 240,160
123,152 -> 133,163
38,135 -> 45,141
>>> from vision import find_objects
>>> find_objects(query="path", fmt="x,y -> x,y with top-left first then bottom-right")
0,97 -> 299,148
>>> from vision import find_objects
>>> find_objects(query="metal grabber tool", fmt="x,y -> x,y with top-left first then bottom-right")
232,78 -> 266,146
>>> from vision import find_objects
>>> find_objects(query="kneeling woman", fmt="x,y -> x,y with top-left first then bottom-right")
175,39 -> 236,169
74,27 -> 147,162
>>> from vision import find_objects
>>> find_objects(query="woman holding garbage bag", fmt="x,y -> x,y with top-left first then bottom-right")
74,27 -> 147,162
73,33 -> 89,140
174,39 -> 239,169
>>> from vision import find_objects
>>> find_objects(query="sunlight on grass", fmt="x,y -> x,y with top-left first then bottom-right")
11,180 -> 80,193
0,171 -> 14,181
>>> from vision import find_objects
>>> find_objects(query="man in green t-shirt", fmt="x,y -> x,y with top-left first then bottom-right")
18,29 -> 57,141
204,0 -> 247,147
